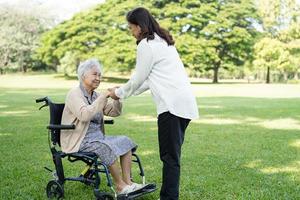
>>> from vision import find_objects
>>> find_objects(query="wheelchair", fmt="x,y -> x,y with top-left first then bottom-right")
36,96 -> 156,200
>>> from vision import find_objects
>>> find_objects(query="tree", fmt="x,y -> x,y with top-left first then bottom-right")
253,38 -> 291,83
152,0 -> 259,83
0,6 -> 46,73
35,0 -> 140,75
36,0 -> 258,82
254,0 -> 300,83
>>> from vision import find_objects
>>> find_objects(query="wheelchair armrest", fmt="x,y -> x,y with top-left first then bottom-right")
104,119 -> 114,124
47,124 -> 75,130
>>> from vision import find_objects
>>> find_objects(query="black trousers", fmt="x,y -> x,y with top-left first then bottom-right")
158,112 -> 190,200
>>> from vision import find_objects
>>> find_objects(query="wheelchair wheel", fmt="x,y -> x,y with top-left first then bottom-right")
96,192 -> 114,200
46,180 -> 64,199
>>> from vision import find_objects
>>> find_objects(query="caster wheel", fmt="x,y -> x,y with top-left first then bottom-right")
46,180 -> 64,199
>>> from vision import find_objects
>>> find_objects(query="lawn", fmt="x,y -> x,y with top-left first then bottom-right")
0,74 -> 300,199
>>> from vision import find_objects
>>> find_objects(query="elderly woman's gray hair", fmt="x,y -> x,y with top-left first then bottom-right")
77,59 -> 103,82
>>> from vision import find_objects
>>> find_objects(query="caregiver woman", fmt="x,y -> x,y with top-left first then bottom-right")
109,7 -> 199,200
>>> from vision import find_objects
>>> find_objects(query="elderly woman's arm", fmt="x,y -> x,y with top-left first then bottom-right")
103,99 -> 122,117
66,89 -> 108,122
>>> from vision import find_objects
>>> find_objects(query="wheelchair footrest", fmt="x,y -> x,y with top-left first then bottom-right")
117,183 -> 157,200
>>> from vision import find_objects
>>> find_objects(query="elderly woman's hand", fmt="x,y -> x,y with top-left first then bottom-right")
102,90 -> 111,98
108,87 -> 120,100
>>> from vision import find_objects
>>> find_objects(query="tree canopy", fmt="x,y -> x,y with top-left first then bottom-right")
254,0 -> 300,83
0,6 -> 46,73
1,0 -> 299,83
35,0 -> 259,83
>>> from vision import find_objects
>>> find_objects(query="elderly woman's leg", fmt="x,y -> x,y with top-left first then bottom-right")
109,160 -> 128,193
120,151 -> 132,185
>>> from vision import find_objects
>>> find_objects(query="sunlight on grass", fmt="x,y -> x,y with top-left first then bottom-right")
243,117 -> 262,122
0,104 -> 8,109
257,118 -> 300,130
290,140 -> 300,148
243,159 -> 262,168
260,165 -> 300,174
0,110 -> 30,116
0,74 -> 77,89
138,150 -> 155,156
245,160 -> 300,174
193,118 -> 242,125
126,114 -> 156,122
192,83 -> 300,98
199,105 -> 223,109
0,133 -> 12,136
193,116 -> 300,131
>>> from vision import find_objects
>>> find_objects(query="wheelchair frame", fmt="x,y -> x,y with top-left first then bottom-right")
36,96 -> 156,200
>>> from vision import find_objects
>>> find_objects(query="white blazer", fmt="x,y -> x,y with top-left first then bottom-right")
115,33 -> 199,120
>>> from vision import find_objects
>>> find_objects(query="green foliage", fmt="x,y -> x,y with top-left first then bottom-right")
58,52 -> 81,75
253,0 -> 300,82
0,7 -> 46,73
254,38 -> 285,70
35,0 -> 259,82
35,0 -> 142,74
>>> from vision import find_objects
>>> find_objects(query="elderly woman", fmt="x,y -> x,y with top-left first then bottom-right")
60,59 -> 141,195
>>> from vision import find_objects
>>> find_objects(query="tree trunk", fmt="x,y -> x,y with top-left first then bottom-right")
23,65 -> 27,73
283,72 -> 288,83
266,66 -> 270,84
18,51 -> 25,73
294,72 -> 299,80
212,63 -> 220,83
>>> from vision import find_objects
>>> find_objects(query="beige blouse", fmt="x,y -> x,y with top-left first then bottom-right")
60,86 -> 122,153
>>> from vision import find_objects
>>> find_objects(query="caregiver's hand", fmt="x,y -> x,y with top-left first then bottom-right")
108,87 -> 120,100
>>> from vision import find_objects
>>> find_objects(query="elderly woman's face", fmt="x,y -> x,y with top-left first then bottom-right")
82,66 -> 101,91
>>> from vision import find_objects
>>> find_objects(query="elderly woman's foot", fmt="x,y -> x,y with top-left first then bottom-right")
130,182 -> 146,190
118,184 -> 134,195
118,183 -> 146,195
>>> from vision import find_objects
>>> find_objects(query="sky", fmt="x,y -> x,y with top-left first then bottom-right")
0,0 -> 105,23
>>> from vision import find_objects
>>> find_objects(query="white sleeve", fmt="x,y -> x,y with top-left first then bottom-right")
115,40 -> 153,99
133,79 -> 149,95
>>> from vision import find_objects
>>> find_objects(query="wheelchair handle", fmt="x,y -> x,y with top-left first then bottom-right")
36,96 -> 51,110
36,96 -> 48,103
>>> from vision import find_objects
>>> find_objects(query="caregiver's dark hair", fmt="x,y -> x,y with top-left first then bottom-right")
126,7 -> 175,45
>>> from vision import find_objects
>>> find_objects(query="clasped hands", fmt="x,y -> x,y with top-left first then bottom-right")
106,86 -> 119,100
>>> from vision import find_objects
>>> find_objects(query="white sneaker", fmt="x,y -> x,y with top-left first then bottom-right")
118,185 -> 135,195
131,182 -> 145,190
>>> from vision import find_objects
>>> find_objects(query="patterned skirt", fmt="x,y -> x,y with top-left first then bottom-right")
79,129 -> 137,166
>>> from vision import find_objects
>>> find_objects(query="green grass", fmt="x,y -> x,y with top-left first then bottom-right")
0,75 -> 300,199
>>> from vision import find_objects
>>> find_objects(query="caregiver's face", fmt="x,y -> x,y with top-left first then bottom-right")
128,22 -> 141,39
